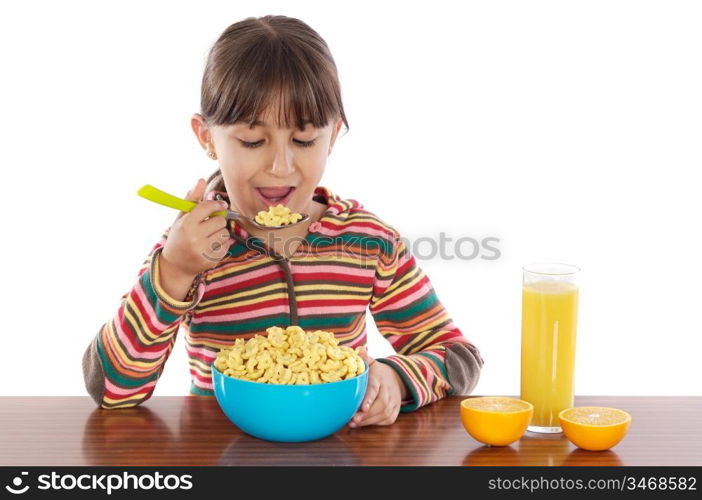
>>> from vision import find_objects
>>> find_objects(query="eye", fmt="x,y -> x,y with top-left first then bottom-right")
240,140 -> 264,149
294,139 -> 317,148
239,139 -> 317,149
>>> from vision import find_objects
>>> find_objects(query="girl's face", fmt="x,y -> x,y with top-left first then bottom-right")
193,105 -> 343,220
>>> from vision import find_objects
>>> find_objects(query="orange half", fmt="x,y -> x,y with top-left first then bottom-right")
460,397 -> 534,446
559,406 -> 632,451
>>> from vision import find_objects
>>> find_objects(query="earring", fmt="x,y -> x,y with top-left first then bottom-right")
208,151 -> 217,160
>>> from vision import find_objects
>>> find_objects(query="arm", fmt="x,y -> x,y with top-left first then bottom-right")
370,236 -> 484,412
81,227 -> 206,409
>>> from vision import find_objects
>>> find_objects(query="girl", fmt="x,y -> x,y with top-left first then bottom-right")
82,15 -> 484,428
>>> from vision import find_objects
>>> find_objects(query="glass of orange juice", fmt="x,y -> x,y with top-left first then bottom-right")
520,263 -> 580,433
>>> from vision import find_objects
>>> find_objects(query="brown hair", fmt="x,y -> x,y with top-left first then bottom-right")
200,15 -> 350,194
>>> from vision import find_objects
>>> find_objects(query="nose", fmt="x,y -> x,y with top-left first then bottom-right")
267,143 -> 296,177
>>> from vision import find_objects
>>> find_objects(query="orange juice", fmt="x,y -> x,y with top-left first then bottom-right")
520,280 -> 579,432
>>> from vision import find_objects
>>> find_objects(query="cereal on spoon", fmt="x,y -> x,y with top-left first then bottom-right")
255,204 -> 303,227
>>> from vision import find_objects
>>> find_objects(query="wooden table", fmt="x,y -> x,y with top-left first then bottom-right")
1,396 -> 699,466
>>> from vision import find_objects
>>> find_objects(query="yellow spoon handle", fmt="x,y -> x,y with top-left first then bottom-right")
136,184 -> 226,217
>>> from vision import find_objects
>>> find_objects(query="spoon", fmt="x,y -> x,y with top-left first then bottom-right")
136,184 -> 310,230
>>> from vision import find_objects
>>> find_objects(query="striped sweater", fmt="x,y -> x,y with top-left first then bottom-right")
82,186 -> 484,410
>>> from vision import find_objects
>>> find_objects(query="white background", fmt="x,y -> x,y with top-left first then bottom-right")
1,0 -> 700,397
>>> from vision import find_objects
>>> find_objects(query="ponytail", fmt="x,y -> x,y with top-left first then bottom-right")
204,168 -> 225,197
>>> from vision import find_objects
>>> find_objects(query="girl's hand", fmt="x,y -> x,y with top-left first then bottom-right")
159,178 -> 233,287
348,347 -> 407,428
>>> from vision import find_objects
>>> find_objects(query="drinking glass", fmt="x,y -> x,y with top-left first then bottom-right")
520,263 -> 580,433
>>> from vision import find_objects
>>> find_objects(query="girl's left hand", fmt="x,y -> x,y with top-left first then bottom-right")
348,347 -> 407,428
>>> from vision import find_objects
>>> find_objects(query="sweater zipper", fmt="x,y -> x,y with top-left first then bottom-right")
216,192 -> 299,326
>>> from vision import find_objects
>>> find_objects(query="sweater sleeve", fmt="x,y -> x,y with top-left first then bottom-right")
81,227 -> 206,409
370,235 -> 484,412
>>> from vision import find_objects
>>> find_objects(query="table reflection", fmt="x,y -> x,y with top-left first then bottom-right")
336,403 -> 443,465
218,434 -> 359,466
82,405 -> 177,466
562,449 -> 623,466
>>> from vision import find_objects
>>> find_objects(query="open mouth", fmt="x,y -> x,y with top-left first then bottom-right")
255,186 -> 296,207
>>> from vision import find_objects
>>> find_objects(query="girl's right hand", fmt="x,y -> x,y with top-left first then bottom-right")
159,178 -> 234,281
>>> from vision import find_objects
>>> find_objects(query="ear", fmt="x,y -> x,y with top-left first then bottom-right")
328,116 -> 343,155
191,113 -> 213,151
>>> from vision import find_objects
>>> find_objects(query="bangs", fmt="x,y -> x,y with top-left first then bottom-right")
203,35 -> 342,132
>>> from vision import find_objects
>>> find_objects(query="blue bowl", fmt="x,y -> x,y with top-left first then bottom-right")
211,361 -> 369,442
